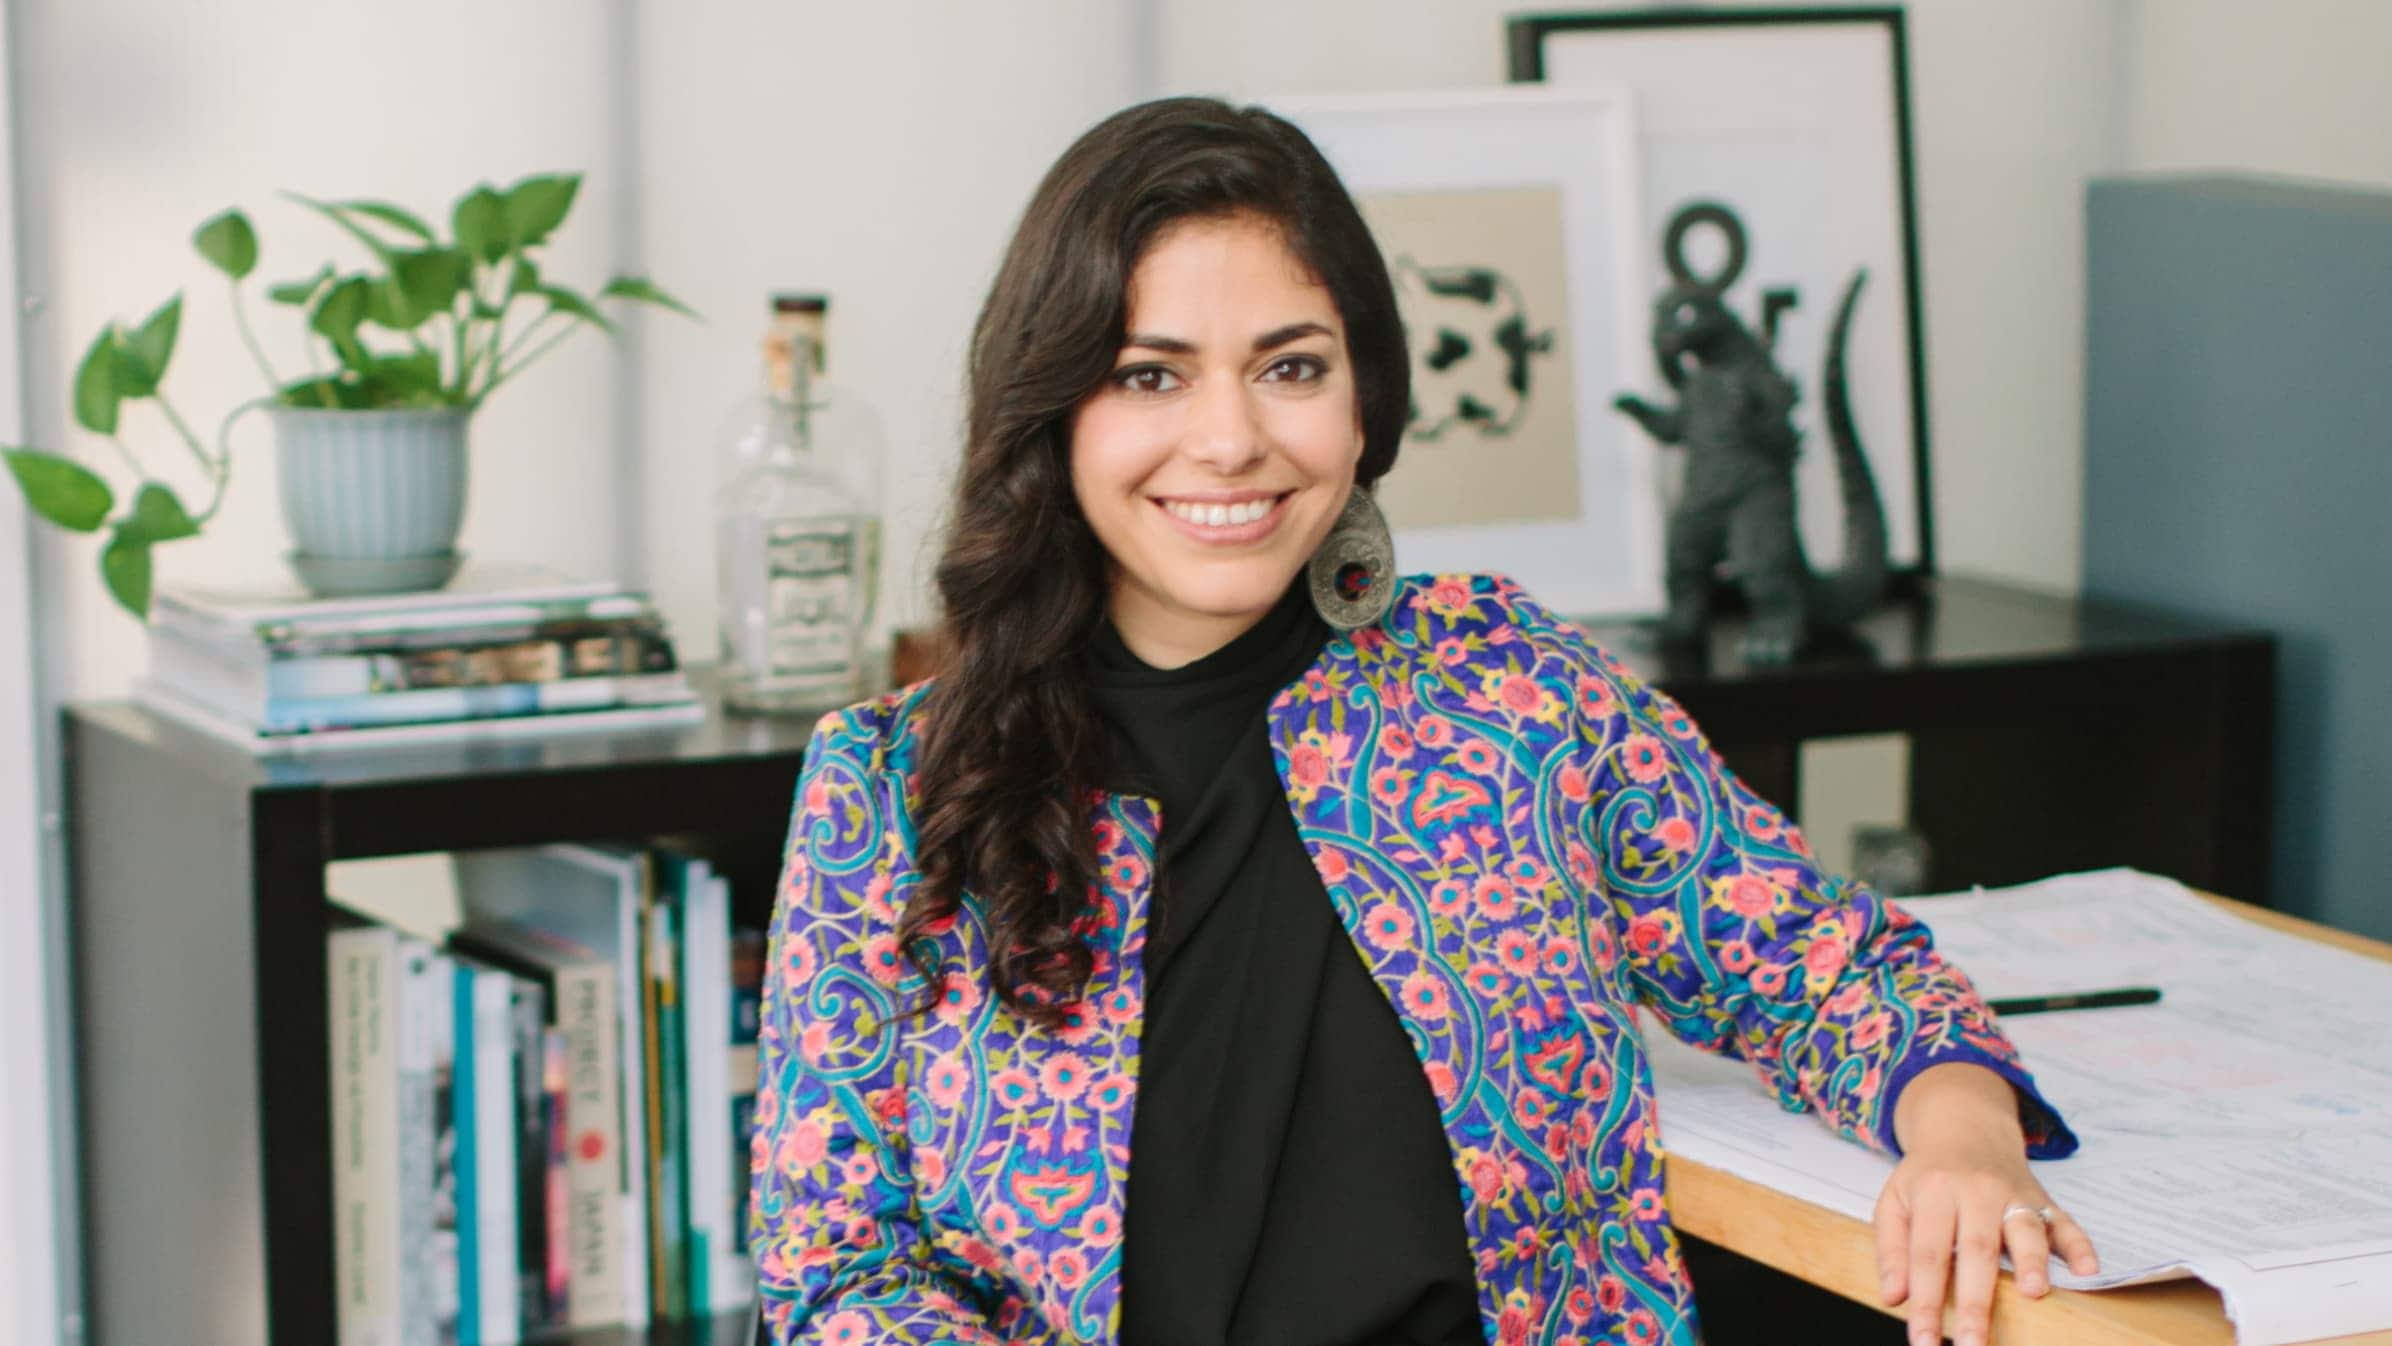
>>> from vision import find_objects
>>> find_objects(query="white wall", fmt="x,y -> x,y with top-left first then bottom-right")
633,3 -> 1146,652
0,11 -> 65,1344
1903,0 -> 2126,594
2118,0 -> 2392,189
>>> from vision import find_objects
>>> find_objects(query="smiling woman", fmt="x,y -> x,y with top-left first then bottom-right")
747,94 -> 2094,1346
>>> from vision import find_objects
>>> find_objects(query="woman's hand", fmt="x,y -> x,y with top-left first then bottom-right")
1875,1063 -> 2099,1346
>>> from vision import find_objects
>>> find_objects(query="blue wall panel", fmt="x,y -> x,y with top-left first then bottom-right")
2084,174 -> 2392,937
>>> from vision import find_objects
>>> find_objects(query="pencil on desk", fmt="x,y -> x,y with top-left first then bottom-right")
1986,986 -> 2162,1016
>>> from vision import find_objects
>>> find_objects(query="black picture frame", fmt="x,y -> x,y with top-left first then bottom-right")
1508,7 -> 1938,589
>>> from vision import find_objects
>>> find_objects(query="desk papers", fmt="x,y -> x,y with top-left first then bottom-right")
1640,869 -> 2392,1345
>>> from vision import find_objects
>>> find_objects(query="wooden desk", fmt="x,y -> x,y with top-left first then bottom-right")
1664,894 -> 2392,1346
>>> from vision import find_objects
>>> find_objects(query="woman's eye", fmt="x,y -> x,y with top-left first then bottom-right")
1114,365 -> 1180,394
1263,355 -> 1324,383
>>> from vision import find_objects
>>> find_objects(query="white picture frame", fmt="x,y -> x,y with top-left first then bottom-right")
1264,86 -> 1662,620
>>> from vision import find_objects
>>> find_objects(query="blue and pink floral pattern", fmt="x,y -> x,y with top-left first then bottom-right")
750,571 -> 2076,1345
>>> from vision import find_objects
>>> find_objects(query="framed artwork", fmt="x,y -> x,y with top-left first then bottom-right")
1510,7 -> 1937,583
1265,87 -> 1664,619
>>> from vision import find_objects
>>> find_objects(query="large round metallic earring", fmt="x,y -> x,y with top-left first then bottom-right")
1307,485 -> 1396,631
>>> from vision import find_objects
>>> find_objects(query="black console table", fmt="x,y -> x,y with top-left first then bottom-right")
59,574 -> 2273,1346
1581,574 -> 2277,902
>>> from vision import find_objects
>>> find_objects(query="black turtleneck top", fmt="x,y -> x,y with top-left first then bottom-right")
1080,575 -> 1481,1346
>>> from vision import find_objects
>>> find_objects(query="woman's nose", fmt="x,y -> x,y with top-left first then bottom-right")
1181,372 -> 1266,472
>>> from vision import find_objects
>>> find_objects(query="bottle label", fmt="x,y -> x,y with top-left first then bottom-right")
764,518 -> 860,678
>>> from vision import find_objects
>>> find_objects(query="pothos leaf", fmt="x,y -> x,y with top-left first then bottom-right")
120,481 -> 200,544
73,327 -> 123,433
193,210 -> 258,280
3,448 -> 114,532
598,275 -> 698,320
100,527 -> 154,618
121,294 -> 183,391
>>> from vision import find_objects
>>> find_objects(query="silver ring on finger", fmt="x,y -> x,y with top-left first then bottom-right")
2000,1202 -> 2056,1226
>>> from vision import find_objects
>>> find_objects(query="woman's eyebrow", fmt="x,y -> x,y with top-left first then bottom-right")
1121,320 -> 1336,355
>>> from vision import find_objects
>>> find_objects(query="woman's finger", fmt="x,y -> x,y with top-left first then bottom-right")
2002,1198 -> 2055,1297
1874,1179 -> 1913,1305
1905,1186 -> 1956,1346
1950,1197 -> 2002,1346
2048,1204 -> 2102,1278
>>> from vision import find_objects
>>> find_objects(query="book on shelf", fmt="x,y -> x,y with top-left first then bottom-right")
725,928 -> 766,1305
665,846 -> 754,1315
507,980 -> 558,1333
400,939 -> 450,1346
178,670 -> 693,737
452,956 -> 523,1345
154,560 -> 626,647
329,914 -> 417,1346
148,610 -> 681,707
135,678 -> 704,757
424,954 -> 463,1345
538,1030 -> 570,1323
642,887 -> 686,1320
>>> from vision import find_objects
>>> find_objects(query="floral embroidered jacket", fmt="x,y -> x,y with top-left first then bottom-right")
750,571 -> 2077,1346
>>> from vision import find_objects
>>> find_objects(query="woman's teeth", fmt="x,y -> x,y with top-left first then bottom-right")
1163,497 -> 1275,526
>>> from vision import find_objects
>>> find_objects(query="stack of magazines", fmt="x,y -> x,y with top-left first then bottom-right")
135,561 -> 705,753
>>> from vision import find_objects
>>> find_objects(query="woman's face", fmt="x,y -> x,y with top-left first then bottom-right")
1069,211 -> 1365,669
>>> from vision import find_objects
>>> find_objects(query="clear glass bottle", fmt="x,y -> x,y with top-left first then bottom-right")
714,294 -> 885,713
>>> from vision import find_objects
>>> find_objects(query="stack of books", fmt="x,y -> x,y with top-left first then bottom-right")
135,562 -> 704,753
330,840 -> 768,1343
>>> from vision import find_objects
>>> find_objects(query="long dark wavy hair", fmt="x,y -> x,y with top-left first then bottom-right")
898,95 -> 1411,1027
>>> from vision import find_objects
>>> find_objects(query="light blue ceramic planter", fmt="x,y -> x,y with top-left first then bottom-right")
270,406 -> 471,595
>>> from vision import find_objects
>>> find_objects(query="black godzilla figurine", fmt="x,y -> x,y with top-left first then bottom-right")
1612,202 -> 1888,663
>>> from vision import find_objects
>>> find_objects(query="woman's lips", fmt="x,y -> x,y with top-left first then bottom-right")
1151,491 -> 1293,546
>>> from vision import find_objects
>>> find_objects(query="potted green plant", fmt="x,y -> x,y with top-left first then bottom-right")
1,172 -> 694,615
